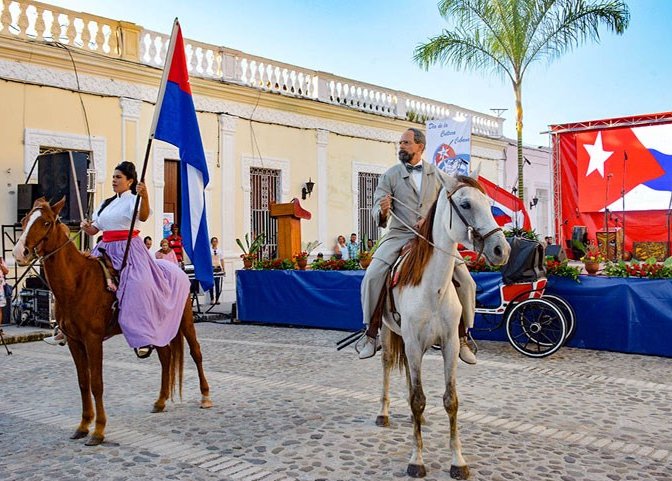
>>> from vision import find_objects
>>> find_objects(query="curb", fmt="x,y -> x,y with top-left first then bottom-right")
0,328 -> 51,345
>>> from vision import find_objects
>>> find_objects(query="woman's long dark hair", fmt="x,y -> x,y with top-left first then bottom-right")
97,161 -> 139,216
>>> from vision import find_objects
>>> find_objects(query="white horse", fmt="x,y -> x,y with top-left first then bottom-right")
376,174 -> 510,479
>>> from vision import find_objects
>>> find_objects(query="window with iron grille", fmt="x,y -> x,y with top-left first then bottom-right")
250,167 -> 280,259
358,172 -> 381,248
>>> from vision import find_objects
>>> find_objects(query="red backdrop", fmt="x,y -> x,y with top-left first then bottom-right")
551,112 -> 672,255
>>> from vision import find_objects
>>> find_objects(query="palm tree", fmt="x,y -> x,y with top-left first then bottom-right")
414,0 -> 629,199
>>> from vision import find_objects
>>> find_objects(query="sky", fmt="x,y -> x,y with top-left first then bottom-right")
44,0 -> 672,147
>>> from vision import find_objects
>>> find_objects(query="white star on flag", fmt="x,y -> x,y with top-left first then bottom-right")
584,132 -> 613,177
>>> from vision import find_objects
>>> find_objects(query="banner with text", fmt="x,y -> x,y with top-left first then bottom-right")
426,117 -> 472,176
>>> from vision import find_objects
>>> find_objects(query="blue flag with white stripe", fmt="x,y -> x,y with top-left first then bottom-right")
153,21 -> 213,291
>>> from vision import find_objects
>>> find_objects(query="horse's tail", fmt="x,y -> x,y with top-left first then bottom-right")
169,329 -> 184,401
386,328 -> 406,373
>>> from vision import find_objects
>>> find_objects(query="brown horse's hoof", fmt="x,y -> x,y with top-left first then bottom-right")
70,429 -> 88,440
375,415 -> 389,427
152,404 -> 166,413
85,434 -> 104,446
450,464 -> 470,479
407,463 -> 427,478
200,397 -> 213,409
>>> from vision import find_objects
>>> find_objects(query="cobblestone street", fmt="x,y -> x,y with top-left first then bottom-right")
0,322 -> 670,481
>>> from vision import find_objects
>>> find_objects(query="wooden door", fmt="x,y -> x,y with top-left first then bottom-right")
164,159 -> 180,224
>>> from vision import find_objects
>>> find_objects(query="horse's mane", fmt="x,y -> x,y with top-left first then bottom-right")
396,198 -> 438,289
395,176 -> 485,289
455,175 -> 486,194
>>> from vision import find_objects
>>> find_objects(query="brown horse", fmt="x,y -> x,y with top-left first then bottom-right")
13,198 -> 212,446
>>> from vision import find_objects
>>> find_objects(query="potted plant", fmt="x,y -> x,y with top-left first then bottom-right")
236,233 -> 265,269
358,237 -> 380,269
580,243 -> 605,275
293,240 -> 321,270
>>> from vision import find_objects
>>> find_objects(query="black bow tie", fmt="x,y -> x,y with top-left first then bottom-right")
406,163 -> 423,173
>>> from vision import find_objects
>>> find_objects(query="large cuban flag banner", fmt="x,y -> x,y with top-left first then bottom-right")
426,117 -> 472,176
152,20 -> 214,291
576,124 -> 672,212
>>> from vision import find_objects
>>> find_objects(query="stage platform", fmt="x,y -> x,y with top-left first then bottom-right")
236,270 -> 672,357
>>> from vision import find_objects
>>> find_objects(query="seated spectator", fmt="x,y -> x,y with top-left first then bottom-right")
155,238 -> 179,264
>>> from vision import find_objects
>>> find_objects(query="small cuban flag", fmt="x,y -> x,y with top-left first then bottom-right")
151,19 -> 214,291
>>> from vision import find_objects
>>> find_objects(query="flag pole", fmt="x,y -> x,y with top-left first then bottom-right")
120,18 -> 180,272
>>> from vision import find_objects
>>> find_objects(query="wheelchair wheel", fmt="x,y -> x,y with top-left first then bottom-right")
505,298 -> 567,358
543,294 -> 576,343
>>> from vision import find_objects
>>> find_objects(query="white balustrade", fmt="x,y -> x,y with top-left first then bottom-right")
0,0 -> 503,137
1,0 -> 118,55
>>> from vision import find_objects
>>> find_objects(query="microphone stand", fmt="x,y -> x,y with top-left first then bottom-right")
621,151 -> 627,260
667,191 -> 672,258
604,174 -> 612,261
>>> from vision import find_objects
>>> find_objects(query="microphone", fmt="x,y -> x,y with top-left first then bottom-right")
624,151 -> 628,161
607,173 -> 614,178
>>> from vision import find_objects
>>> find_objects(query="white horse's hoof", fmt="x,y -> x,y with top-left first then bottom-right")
407,463 -> 426,478
375,415 -> 389,427
450,464 -> 470,479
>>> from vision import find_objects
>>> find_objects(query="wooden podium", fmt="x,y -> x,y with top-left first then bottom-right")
269,198 -> 312,261
596,228 -> 624,261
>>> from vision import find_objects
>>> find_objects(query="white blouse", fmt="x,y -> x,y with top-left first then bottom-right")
92,190 -> 144,231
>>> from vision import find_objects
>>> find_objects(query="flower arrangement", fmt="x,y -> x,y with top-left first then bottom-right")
503,227 -> 539,241
580,243 -> 605,264
240,253 -> 257,262
254,258 -> 295,270
311,258 -> 361,271
358,237 -> 380,267
603,257 -> 672,279
461,252 -> 501,272
293,251 -> 309,261
545,257 -> 581,282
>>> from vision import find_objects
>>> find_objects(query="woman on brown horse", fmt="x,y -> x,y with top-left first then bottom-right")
47,161 -> 189,358
13,163 -> 212,446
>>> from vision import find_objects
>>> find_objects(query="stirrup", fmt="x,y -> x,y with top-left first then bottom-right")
134,346 -> 153,359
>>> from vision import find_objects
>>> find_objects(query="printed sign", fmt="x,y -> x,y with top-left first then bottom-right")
162,212 -> 174,239
426,117 -> 472,176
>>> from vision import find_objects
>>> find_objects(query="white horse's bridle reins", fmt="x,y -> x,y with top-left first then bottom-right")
389,182 -> 502,263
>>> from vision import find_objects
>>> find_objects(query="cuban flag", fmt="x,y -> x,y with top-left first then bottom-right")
152,20 -> 213,291
576,124 -> 672,212
478,176 -> 532,230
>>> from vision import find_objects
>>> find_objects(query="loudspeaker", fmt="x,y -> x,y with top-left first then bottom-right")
545,245 -> 567,261
17,183 -> 41,222
37,151 -> 89,224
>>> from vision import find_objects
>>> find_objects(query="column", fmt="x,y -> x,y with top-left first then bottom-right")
316,129 -> 329,246
219,114 -> 237,257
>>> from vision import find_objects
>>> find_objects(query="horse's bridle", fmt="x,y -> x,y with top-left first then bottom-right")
389,181 -> 502,263
445,184 -> 502,258
21,208 -> 81,264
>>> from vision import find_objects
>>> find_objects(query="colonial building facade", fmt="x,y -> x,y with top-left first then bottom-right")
0,1 -> 550,302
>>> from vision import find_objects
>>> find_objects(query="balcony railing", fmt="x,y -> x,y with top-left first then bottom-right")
1,0 -> 503,137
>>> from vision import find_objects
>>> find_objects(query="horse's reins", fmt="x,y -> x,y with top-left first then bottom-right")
445,184 -> 503,259
389,182 -> 501,264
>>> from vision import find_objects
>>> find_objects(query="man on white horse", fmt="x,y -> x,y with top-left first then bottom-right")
358,128 -> 477,363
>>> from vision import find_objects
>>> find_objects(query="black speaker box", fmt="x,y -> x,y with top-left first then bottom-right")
25,275 -> 48,290
17,183 -> 41,222
545,245 -> 567,261
37,151 -> 89,224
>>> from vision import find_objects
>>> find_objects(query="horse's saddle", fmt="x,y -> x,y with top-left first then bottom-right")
96,249 -> 119,293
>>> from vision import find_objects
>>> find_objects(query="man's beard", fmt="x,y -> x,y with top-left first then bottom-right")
398,150 -> 413,163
